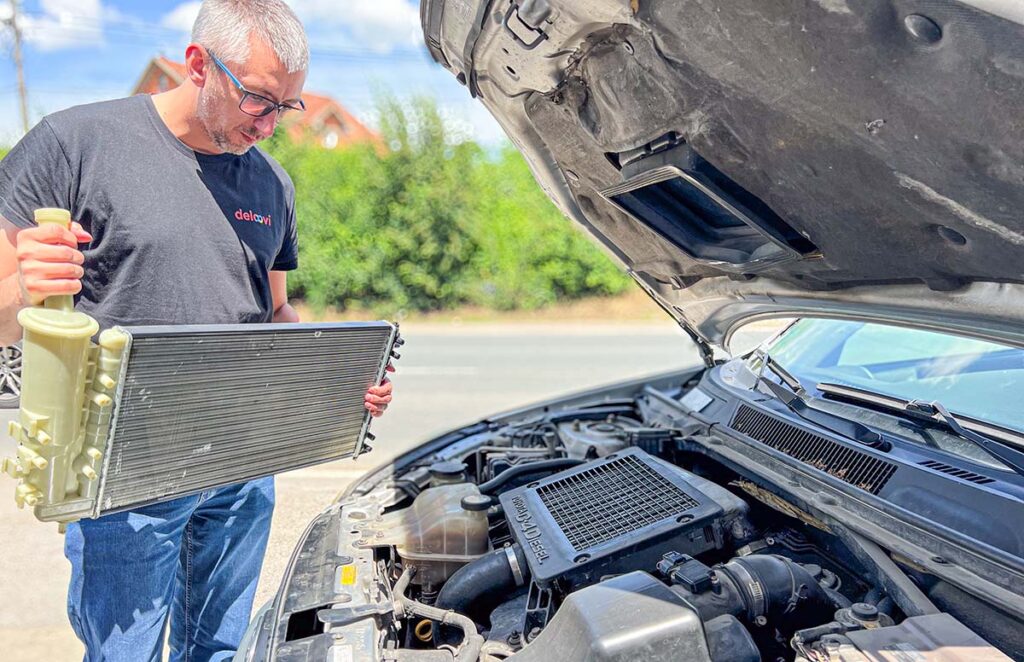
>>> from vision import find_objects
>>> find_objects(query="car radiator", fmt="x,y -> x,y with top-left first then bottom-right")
3,318 -> 398,526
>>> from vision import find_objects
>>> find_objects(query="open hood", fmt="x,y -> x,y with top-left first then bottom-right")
421,0 -> 1024,351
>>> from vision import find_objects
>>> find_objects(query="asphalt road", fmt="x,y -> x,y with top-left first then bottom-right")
0,322 -> 772,660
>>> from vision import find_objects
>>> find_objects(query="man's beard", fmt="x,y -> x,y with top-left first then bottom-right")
197,89 -> 255,156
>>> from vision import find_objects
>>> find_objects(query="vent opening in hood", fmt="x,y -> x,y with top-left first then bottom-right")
602,144 -> 818,273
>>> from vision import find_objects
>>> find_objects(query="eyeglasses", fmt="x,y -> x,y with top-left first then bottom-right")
207,51 -> 305,118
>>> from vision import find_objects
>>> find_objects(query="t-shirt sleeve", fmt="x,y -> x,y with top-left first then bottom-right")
272,193 -> 299,271
0,118 -> 74,229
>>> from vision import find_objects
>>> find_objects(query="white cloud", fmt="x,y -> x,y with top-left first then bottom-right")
288,0 -> 421,52
156,0 -> 420,54
160,1 -> 202,34
21,0 -> 107,52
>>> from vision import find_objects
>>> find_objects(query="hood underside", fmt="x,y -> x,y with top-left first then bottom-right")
422,0 -> 1024,349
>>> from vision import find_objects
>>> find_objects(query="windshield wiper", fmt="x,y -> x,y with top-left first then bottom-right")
753,354 -> 890,451
817,382 -> 1024,478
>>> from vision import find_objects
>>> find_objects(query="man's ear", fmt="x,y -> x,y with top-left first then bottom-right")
185,44 -> 209,88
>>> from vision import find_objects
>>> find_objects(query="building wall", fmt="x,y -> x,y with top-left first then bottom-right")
135,68 -> 177,96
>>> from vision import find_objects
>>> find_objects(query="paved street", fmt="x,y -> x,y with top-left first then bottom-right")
0,322 -> 771,660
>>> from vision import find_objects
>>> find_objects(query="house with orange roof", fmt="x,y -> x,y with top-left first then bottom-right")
133,56 -> 379,149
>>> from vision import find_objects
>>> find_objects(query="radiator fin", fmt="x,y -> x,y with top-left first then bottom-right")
729,404 -> 897,495
98,323 -> 393,513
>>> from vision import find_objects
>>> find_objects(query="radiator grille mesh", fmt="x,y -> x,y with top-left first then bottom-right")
537,455 -> 700,551
98,323 -> 393,513
730,404 -> 897,495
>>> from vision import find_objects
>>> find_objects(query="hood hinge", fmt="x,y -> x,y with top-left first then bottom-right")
679,323 -> 716,369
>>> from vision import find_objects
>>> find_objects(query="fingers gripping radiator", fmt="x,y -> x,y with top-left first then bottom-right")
3,319 -> 399,525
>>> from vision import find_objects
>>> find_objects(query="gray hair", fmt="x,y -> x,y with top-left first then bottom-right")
192,0 -> 310,73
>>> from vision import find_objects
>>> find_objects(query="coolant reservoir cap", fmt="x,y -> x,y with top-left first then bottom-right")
460,495 -> 492,512
851,602 -> 879,621
429,460 -> 467,479
18,307 -> 99,339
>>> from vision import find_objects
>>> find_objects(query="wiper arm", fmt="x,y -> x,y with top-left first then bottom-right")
762,353 -> 804,393
818,382 -> 1024,478
755,355 -> 890,451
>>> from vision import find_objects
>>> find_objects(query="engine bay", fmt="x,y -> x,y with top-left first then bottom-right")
270,381 -> 1019,662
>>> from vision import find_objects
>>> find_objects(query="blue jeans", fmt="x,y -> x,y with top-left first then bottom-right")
64,477 -> 275,662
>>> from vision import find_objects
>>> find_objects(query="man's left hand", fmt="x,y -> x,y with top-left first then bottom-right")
364,363 -> 395,417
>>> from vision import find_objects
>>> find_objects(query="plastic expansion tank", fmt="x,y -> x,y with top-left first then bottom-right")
1,209 -> 127,528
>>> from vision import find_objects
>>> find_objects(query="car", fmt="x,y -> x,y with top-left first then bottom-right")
233,2 -> 1024,659
234,317 -> 1024,661
0,342 -> 21,409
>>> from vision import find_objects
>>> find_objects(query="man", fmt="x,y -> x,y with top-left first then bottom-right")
0,1 -> 393,659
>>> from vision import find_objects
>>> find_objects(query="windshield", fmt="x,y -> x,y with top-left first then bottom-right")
762,319 -> 1024,435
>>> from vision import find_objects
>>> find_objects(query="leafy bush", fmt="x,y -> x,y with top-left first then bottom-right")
465,145 -> 629,309
265,97 -> 481,311
267,96 -> 630,313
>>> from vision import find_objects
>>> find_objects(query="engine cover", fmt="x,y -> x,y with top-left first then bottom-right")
499,447 -> 747,586
507,572 -> 757,662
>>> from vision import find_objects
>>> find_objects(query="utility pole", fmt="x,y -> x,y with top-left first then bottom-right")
3,0 -> 29,134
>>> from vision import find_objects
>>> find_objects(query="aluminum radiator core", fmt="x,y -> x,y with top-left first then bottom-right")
6,321 -> 397,524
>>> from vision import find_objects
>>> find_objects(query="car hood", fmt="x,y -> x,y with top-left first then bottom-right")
421,0 -> 1024,352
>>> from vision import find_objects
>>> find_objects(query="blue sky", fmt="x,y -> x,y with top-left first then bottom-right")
0,0 -> 505,146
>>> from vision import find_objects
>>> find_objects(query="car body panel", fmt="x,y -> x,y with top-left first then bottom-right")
421,0 -> 1024,350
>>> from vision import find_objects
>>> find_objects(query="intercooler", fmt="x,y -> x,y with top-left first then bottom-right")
499,448 -> 749,586
5,321 -> 398,525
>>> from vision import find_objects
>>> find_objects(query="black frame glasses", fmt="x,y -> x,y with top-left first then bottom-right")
208,51 -> 305,118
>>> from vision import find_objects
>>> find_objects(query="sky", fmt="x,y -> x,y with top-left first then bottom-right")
0,0 -> 506,146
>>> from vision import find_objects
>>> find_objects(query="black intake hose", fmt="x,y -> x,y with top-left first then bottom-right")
478,459 -> 583,496
434,545 -> 531,643
674,555 -> 835,632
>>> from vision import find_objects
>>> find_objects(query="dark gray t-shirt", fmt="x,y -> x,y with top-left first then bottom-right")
0,95 -> 298,331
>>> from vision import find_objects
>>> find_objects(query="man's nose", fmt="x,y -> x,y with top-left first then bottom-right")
253,112 -> 279,138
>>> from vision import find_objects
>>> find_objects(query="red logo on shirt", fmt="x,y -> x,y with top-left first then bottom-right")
234,209 -> 272,226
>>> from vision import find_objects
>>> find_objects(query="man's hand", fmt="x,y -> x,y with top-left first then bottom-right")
364,363 -> 395,417
14,221 -> 91,306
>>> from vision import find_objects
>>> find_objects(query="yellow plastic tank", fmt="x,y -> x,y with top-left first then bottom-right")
1,209 -> 126,526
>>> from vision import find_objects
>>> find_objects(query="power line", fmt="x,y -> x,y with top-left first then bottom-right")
3,0 -> 29,133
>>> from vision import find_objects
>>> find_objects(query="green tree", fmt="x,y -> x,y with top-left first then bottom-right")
265,96 -> 629,313
466,145 -> 628,309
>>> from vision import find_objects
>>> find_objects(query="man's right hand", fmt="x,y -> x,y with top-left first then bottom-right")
14,221 -> 91,306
